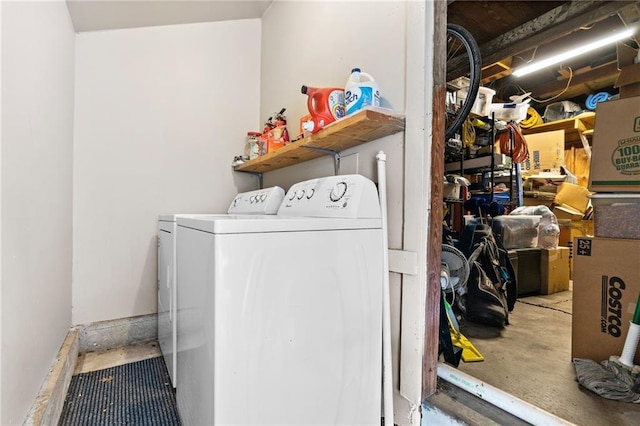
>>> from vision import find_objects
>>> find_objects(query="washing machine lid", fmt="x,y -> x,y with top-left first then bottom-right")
159,187 -> 284,222
176,215 -> 382,234
158,213 -> 228,222
159,214 -> 178,222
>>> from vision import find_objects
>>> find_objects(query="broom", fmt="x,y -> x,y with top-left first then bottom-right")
573,293 -> 640,402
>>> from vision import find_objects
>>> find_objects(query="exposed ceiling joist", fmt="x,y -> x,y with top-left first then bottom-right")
479,1 -> 629,66
527,61 -> 619,100
448,1 -> 633,78
617,2 -> 640,28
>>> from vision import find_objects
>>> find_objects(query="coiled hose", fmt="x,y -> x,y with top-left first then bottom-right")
519,107 -> 543,129
585,92 -> 610,110
497,122 -> 529,163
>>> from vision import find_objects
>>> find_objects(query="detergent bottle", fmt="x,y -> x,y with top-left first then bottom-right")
300,85 -> 345,134
345,68 -> 380,116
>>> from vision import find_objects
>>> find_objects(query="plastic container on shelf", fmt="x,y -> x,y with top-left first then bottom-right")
491,215 -> 541,249
245,131 -> 262,160
345,68 -> 380,116
588,193 -> 640,239
443,182 -> 461,199
300,85 -> 345,134
472,87 -> 496,116
487,101 -> 529,122
458,86 -> 496,117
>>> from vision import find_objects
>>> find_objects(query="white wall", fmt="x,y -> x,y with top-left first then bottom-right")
1,2 -> 3,421
260,0 -> 406,236
72,19 -> 262,325
260,0 -> 412,422
0,1 -> 76,423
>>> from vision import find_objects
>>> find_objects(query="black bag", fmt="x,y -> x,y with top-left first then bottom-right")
464,228 -> 517,327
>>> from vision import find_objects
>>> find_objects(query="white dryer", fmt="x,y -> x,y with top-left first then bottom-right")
176,175 -> 384,426
157,186 -> 284,387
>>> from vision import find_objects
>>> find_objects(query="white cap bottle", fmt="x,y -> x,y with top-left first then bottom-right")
345,67 -> 380,116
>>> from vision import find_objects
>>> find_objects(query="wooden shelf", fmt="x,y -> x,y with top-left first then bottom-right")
233,108 -> 405,174
521,112 -> 595,147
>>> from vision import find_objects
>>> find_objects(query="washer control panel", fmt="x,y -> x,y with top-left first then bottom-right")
227,186 -> 285,214
278,175 -> 381,218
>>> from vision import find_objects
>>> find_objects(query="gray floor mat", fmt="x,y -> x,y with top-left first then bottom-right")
59,356 -> 180,425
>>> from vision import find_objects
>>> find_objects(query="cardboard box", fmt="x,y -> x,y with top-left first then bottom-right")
588,97 -> 640,192
552,205 -> 584,221
522,130 -> 565,175
572,237 -> 640,364
558,219 -> 593,278
540,247 -> 570,295
554,182 -> 591,213
523,192 -> 555,208
615,43 -> 640,99
513,247 -> 541,295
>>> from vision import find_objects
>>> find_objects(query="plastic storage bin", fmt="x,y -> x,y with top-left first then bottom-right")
457,86 -> 496,117
487,101 -> 529,122
443,182 -> 460,199
492,215 -> 541,249
589,193 -> 640,239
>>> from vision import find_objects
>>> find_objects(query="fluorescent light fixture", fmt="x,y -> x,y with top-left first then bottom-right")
513,28 -> 636,77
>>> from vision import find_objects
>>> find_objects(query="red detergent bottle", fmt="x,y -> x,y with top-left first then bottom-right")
300,85 -> 345,134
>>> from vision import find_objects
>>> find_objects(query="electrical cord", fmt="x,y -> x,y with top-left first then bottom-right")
497,122 -> 529,163
515,66 -> 574,104
461,118 -> 476,147
519,106 -> 543,128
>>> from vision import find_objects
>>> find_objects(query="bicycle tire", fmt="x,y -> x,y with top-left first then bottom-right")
445,23 -> 482,141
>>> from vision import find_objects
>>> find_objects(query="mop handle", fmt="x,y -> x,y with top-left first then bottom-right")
619,294 -> 640,367
634,293 -> 640,325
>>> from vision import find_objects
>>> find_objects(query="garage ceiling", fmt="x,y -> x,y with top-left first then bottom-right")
447,0 -> 640,108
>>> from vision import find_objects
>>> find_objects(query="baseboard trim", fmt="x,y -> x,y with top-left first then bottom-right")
78,313 -> 157,353
25,313 -> 158,425
24,327 -> 79,426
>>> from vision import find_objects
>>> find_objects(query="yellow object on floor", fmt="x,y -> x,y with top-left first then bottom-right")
443,297 -> 484,362
450,330 -> 485,362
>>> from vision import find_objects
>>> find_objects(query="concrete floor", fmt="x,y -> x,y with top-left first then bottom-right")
456,290 -> 640,426
73,340 -> 161,375
71,295 -> 640,425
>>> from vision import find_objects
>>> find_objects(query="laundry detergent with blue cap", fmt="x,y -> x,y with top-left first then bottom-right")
345,68 -> 380,115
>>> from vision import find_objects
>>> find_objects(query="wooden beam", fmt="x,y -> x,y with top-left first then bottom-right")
481,58 -> 512,84
617,2 -> 640,26
530,61 -> 619,101
424,0 -> 447,400
447,1 -> 633,79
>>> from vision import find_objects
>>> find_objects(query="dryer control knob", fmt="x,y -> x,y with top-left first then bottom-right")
306,188 -> 315,199
329,182 -> 348,202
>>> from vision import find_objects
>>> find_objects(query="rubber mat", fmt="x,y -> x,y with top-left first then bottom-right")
59,356 -> 180,425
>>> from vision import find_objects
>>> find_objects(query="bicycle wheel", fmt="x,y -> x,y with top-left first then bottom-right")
445,23 -> 481,141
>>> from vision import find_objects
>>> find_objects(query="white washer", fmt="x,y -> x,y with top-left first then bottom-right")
176,175 -> 384,426
157,186 -> 284,387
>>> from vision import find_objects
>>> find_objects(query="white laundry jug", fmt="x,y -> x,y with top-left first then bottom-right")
345,68 -> 380,116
